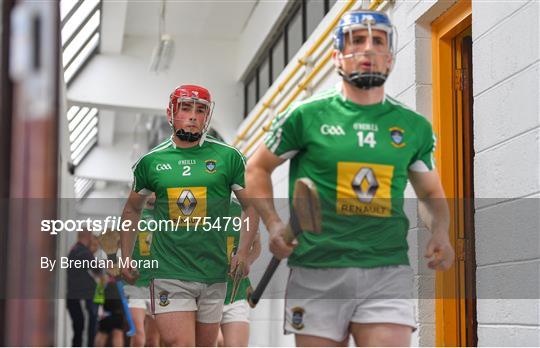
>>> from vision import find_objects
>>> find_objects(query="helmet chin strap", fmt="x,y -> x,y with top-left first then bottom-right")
338,67 -> 388,90
175,128 -> 202,142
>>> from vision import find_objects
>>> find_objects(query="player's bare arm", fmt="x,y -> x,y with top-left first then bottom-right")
231,188 -> 260,276
247,232 -> 262,265
408,170 -> 455,271
119,190 -> 147,284
246,145 -> 295,259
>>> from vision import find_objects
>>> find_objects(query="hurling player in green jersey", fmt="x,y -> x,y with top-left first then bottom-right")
218,200 -> 261,347
247,10 -> 454,347
119,85 -> 258,346
123,193 -> 160,347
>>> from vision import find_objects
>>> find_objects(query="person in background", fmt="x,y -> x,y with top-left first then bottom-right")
94,265 -> 126,347
66,230 -> 100,347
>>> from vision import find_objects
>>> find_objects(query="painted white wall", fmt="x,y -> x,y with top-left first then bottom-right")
234,1 -> 290,81
100,0 -> 128,54
472,0 -> 540,345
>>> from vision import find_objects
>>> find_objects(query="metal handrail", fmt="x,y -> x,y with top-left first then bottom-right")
242,49 -> 333,155
236,0 -> 385,154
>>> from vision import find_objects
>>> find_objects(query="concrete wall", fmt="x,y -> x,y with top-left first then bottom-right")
472,0 -> 540,345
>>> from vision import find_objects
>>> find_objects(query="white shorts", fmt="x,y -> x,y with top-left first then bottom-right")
124,284 -> 152,314
284,266 -> 416,342
150,278 -> 226,323
221,300 -> 250,324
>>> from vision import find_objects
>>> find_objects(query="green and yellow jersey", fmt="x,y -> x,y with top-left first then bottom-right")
264,86 -> 436,269
132,136 -> 246,283
131,209 -> 154,287
224,201 -> 251,305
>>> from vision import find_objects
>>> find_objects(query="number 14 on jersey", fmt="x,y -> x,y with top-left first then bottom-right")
357,131 -> 377,148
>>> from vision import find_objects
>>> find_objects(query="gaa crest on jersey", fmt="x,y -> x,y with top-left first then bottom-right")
205,160 -> 217,173
158,291 -> 170,307
389,127 -> 406,148
291,307 -> 305,330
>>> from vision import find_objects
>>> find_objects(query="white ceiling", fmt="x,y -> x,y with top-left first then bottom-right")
123,0 -> 259,40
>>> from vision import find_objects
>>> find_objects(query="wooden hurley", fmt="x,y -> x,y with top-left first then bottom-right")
247,178 -> 321,308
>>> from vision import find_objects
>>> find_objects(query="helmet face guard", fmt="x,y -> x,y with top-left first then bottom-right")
333,11 -> 397,90
167,85 -> 215,142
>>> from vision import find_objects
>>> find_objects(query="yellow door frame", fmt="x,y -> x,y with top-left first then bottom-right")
431,0 -> 472,346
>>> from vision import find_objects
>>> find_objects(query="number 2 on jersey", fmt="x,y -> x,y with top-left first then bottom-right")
357,131 -> 376,148
182,165 -> 191,176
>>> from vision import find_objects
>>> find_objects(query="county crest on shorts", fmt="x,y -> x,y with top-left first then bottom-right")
159,291 -> 170,306
291,307 -> 305,330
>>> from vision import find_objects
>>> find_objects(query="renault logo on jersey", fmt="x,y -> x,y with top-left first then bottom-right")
351,167 -> 379,203
156,163 -> 172,171
177,190 -> 197,215
320,124 -> 346,136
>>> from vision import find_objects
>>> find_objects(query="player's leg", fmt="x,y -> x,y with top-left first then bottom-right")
350,323 -> 412,346
195,322 -> 220,346
220,300 -> 251,346
221,322 -> 249,346
195,282 -> 227,346
129,307 -> 146,346
155,311 -> 196,346
349,266 -> 416,347
295,334 -> 349,347
144,314 -> 160,347
125,284 -> 148,346
151,279 -> 199,346
217,327 -> 225,347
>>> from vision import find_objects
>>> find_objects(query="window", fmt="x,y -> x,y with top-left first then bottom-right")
243,0 -> 335,117
67,105 -> 98,166
245,75 -> 257,117
60,0 -> 101,85
74,177 -> 95,200
286,7 -> 303,63
306,0 -> 326,37
271,34 -> 285,84
258,58 -> 270,100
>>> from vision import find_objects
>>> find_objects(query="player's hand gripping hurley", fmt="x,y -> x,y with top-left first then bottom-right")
247,178 -> 321,307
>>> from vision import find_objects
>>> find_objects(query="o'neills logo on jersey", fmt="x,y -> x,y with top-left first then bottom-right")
156,163 -> 172,171
320,124 -> 346,136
